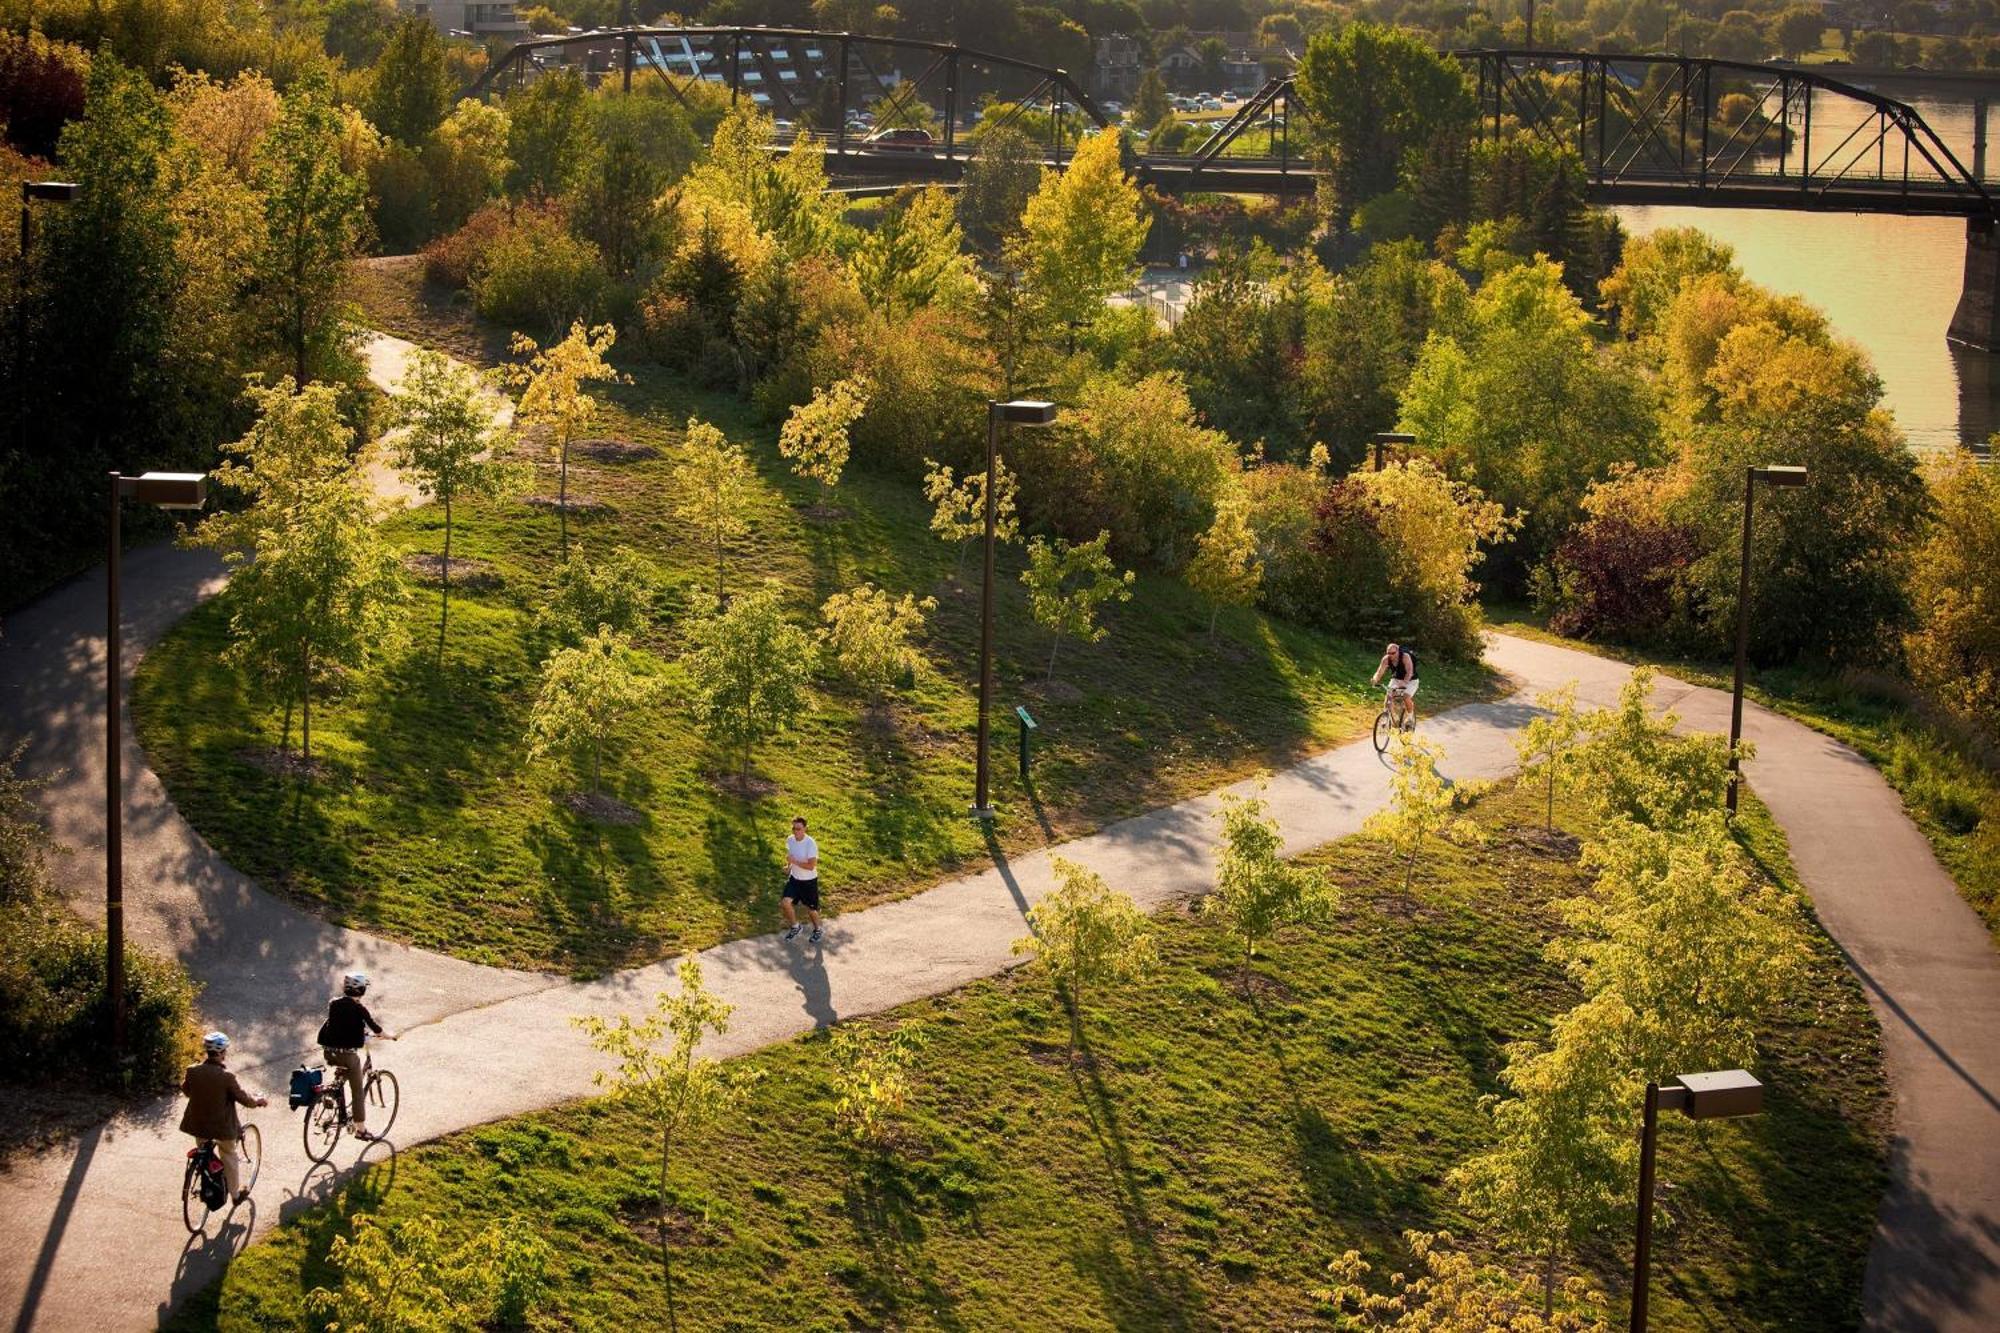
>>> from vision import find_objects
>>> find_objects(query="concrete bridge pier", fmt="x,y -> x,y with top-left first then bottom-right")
1950,217 -> 2000,352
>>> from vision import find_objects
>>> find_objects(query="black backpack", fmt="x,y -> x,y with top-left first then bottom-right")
196,1144 -> 227,1208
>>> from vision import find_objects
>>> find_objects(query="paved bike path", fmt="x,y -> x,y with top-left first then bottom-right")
0,338 -> 1993,1328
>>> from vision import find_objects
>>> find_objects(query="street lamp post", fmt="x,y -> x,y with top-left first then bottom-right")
16,181 -> 79,453
1631,1069 -> 1764,1332
1371,431 -> 1416,472
973,399 -> 1058,819
1726,464 -> 1808,815
105,472 -> 206,1050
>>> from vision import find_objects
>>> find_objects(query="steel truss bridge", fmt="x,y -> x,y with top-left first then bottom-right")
472,29 -> 1992,217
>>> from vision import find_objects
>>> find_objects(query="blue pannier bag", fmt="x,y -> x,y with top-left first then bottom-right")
289,1066 -> 324,1109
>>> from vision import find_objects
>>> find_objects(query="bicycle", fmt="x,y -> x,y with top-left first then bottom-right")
182,1125 -> 261,1234
302,1049 -> 400,1164
1372,683 -> 1416,754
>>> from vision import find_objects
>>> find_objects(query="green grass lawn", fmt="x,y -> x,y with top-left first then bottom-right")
132,270 -> 1492,974
169,779 -> 1887,1332
1490,611 -> 2000,947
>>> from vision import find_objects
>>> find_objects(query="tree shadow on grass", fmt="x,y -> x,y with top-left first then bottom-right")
1068,1030 -> 1213,1333
853,700 -> 954,869
524,778 -> 667,972
1249,987 -> 1402,1225
701,790 -> 778,940
837,1152 -> 967,1331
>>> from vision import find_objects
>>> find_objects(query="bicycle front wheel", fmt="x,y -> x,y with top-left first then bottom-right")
237,1123 -> 262,1199
365,1070 -> 399,1139
303,1093 -> 343,1164
181,1155 -> 207,1234
1373,709 -> 1391,754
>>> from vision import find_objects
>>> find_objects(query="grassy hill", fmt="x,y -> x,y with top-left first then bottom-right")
132,262 -> 1492,974
169,780 -> 1886,1331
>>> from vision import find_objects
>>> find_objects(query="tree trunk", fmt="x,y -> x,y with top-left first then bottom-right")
715,528 -> 725,604
1047,635 -> 1060,681
1546,770 -> 1556,831
591,738 -> 601,796
301,646 -> 313,763
558,429 -> 571,560
1542,1243 -> 1557,1317
280,696 -> 294,758
438,494 -> 453,666
1207,603 -> 1219,638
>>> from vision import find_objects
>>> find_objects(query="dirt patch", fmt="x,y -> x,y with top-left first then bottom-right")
1029,678 -> 1084,704
400,553 -> 502,589
1209,967 -> 1298,1004
569,438 -> 658,463
707,770 -> 779,801
621,1201 -> 723,1249
561,791 -> 643,825
522,494 -> 614,515
1505,824 -> 1582,859
798,501 -> 848,522
236,747 -> 328,781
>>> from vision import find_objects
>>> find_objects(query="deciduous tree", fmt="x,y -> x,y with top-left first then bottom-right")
1013,857 -> 1155,1054
536,546 -> 660,647
306,1214 -> 553,1331
923,455 -> 1019,577
1204,786 -> 1334,984
1010,127 -> 1149,345
526,626 -> 656,797
818,583 -> 935,699
1020,531 -> 1135,681
1293,23 -> 1473,226
827,1021 -> 927,1149
255,71 -> 368,386
509,321 -> 624,560
670,417 -> 756,601
681,582 -> 814,780
574,957 -> 752,1302
852,185 -> 976,316
778,376 -> 868,504
1516,682 -> 1586,831
366,16 -> 453,147
1365,733 -> 1481,891
387,349 -> 522,658
1185,489 -> 1263,636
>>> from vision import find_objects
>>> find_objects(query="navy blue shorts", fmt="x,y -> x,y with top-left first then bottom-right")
782,876 -> 821,911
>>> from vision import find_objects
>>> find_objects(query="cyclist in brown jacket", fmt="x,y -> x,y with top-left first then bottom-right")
179,1031 -> 266,1204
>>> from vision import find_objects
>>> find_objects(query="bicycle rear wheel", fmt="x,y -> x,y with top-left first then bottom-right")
237,1123 -> 262,1199
1373,709 -> 1391,754
365,1070 -> 399,1139
181,1153 -> 207,1234
303,1092 -> 343,1164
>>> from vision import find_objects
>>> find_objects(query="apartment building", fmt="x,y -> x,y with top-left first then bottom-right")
397,0 -> 529,39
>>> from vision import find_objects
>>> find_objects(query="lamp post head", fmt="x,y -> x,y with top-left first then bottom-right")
22,181 -> 81,203
992,399 -> 1058,427
117,472 -> 208,511
1372,432 -> 1417,446
1751,464 -> 1808,488
1664,1069 -> 1765,1119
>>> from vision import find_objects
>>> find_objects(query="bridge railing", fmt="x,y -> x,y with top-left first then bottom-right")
1461,51 -> 1991,213
469,26 -> 1108,165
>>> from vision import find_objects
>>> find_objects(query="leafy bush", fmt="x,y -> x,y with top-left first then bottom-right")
1904,450 -> 2000,747
421,199 -> 513,288
1308,459 -> 1515,657
1535,464 -> 1702,645
0,746 -> 198,1091
471,205 -> 614,336
0,32 -> 88,157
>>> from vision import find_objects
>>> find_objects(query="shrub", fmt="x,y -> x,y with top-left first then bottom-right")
0,747 -> 199,1092
1904,450 -> 2000,746
1535,464 -> 1702,646
471,206 -> 614,336
421,199 -> 513,288
1243,461 -> 1337,626
0,32 -> 88,157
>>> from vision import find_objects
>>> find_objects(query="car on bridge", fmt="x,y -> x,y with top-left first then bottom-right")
863,127 -> 937,152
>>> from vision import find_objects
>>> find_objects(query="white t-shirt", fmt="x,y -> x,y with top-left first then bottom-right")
787,834 -> 819,881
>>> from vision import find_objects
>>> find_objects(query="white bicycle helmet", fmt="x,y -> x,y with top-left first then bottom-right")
341,971 -> 369,997
202,1031 -> 230,1054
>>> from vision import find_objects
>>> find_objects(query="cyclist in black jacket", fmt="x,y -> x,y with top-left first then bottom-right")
316,971 -> 397,1141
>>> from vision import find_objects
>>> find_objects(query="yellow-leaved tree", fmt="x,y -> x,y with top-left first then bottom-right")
1204,785 -> 1334,987
1904,448 -> 2000,743
778,375 -> 868,507
573,957 -> 754,1302
1009,126 -> 1149,347
826,1020 -> 927,1150
818,582 -> 936,700
525,626 -> 656,800
1019,530 -> 1135,682
1515,682 -> 1586,831
1012,857 -> 1155,1055
1365,733 -> 1482,891
1185,489 -> 1263,636
670,416 -> 756,602
923,455 -> 1019,577
509,320 -> 624,560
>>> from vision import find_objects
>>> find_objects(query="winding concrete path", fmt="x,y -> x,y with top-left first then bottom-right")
0,339 -> 1993,1329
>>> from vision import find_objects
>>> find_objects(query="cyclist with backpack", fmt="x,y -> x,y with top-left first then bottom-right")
317,971 -> 397,1142
179,1031 -> 266,1205
1371,641 -> 1419,729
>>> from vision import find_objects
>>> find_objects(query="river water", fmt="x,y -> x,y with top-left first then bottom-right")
1615,84 -> 1995,454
